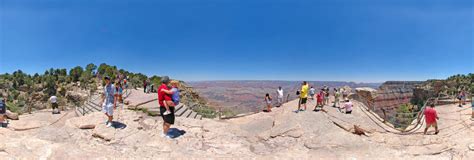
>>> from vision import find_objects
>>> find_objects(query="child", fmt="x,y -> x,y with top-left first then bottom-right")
265,93 -> 272,112
341,98 -> 353,114
314,90 -> 324,111
163,81 -> 180,115
424,104 -> 439,135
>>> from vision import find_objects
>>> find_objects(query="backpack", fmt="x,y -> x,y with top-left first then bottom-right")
171,88 -> 180,105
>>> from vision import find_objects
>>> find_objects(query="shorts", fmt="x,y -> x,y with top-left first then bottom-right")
0,106 -> 7,114
0,105 -> 5,114
300,98 -> 307,104
310,94 -> 315,98
102,103 -> 114,116
160,106 -> 175,125
426,122 -> 438,128
51,103 -> 58,109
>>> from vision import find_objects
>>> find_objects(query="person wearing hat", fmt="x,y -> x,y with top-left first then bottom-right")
158,76 -> 175,138
100,76 -> 117,128
341,98 -> 353,114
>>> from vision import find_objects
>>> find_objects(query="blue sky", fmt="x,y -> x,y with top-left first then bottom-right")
1,0 -> 473,82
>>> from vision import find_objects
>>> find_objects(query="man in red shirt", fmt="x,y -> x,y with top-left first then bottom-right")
424,104 -> 439,135
158,76 -> 174,138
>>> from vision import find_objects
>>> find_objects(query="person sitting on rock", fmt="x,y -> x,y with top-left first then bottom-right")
424,104 -> 439,135
264,93 -> 272,112
341,98 -> 353,114
100,76 -> 117,128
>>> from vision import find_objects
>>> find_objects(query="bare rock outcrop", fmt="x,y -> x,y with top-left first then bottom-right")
5,110 -> 19,120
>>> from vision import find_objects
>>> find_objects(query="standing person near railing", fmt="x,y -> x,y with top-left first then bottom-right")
424,104 -> 439,135
276,86 -> 284,107
100,76 -> 117,128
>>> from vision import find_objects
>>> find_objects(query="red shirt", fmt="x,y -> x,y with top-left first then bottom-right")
424,107 -> 438,124
317,94 -> 323,102
158,83 -> 172,107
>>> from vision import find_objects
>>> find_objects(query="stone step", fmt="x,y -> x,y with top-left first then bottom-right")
83,104 -> 96,114
86,103 -> 101,112
175,104 -> 185,112
175,106 -> 189,117
75,107 -> 83,116
183,109 -> 193,118
196,115 -> 202,120
189,111 -> 197,119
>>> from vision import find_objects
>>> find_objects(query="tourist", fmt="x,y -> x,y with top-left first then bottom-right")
114,82 -> 123,104
341,98 -> 353,114
100,76 -> 117,128
309,86 -> 316,100
314,90 -> 324,111
333,88 -> 341,108
150,83 -> 155,93
146,80 -> 151,94
143,79 -> 147,93
342,88 -> 348,100
123,78 -> 128,89
158,76 -> 175,138
0,97 -> 6,127
170,80 -> 181,106
161,81 -> 180,116
297,81 -> 309,112
458,90 -> 466,107
276,86 -> 284,107
324,88 -> 330,105
471,94 -> 474,120
424,104 -> 439,135
49,95 -> 59,114
265,93 -> 272,112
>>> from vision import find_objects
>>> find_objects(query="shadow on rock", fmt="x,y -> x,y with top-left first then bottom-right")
168,128 -> 186,139
112,121 -> 127,129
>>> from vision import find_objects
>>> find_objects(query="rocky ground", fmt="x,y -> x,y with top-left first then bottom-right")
0,94 -> 473,159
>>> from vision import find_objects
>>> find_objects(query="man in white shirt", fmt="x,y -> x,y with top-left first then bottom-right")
277,86 -> 284,107
50,95 -> 59,114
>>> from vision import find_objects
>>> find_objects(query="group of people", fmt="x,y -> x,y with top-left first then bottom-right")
295,82 -> 353,114
261,82 -> 353,114
143,79 -> 155,94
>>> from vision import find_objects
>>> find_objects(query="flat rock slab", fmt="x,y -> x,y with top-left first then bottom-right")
9,120 -> 46,131
92,124 -> 116,141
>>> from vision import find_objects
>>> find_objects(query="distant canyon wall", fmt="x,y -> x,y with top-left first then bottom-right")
354,81 -> 424,117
